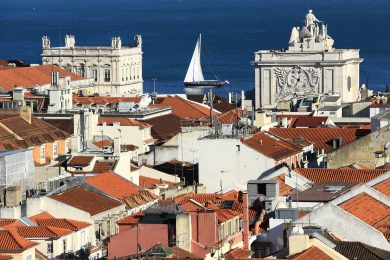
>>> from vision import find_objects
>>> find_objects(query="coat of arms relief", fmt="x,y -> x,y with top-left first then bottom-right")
274,66 -> 321,102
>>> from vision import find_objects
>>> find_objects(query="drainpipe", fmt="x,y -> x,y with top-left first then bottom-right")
243,191 -> 250,250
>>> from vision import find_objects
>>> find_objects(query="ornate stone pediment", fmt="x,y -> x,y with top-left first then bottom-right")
274,65 -> 320,102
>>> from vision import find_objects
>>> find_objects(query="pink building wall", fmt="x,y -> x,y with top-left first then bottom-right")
107,224 -> 168,259
189,211 -> 218,257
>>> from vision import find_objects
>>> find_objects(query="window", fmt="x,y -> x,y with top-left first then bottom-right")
92,69 -> 98,82
53,143 -> 58,158
104,69 -> 111,82
126,68 -> 129,81
220,223 -> 225,239
65,141 -> 69,154
228,221 -> 232,236
122,68 -> 125,81
63,239 -> 67,252
235,218 -> 239,232
26,255 -> 32,260
40,146 -> 45,160
77,66 -> 85,77
347,76 -> 352,91
47,242 -> 53,254
257,184 -> 266,195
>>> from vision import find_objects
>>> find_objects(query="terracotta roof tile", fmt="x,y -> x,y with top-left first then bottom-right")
36,218 -> 90,231
15,226 -> 72,238
85,172 -> 141,200
0,219 -> 23,228
216,208 -> 241,223
67,156 -> 94,167
272,175 -> 293,196
116,212 -> 144,225
93,140 -> 112,148
144,114 -> 182,141
0,65 -> 83,91
373,178 -> 390,197
139,175 -> 176,189
73,96 -> 140,105
180,200 -> 206,212
242,131 -> 304,160
0,114 -> 71,150
98,117 -> 151,129
269,128 -> 370,153
0,229 -> 37,253
92,160 -> 116,173
293,116 -> 328,128
218,108 -> 244,124
294,168 -> 388,183
290,246 -> 332,259
50,186 -> 123,215
225,247 -> 252,259
154,96 -> 219,120
29,211 -> 55,223
339,193 -> 390,239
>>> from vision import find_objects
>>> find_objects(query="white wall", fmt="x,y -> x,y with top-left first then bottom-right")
296,203 -> 390,251
198,138 -> 276,193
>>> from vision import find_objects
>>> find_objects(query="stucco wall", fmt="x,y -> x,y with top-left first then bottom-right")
198,138 -> 276,193
108,224 -> 168,259
327,125 -> 390,168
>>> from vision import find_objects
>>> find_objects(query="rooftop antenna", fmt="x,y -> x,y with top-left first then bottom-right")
58,24 -> 62,46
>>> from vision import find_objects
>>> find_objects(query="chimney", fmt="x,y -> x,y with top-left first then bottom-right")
12,87 -> 25,102
289,227 -> 310,255
70,135 -> 81,153
51,71 -> 59,86
19,106 -> 32,124
5,186 -> 22,207
242,191 -> 250,250
113,137 -> 121,155
228,92 -> 232,104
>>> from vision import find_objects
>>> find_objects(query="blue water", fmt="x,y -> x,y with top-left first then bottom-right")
1,0 -> 390,96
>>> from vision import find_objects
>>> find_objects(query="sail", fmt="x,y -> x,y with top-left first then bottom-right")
184,34 -> 204,82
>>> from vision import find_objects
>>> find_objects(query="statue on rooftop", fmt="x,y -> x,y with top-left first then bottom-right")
288,27 -> 300,46
304,10 -> 321,27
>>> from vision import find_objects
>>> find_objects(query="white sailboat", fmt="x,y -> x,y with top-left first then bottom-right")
183,34 -> 225,88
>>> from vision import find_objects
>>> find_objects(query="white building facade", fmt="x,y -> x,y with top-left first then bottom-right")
42,35 -> 143,96
253,10 -> 363,109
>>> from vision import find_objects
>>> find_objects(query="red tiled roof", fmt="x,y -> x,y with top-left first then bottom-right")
154,96 -> 219,120
36,219 -> 90,231
290,246 -> 332,259
50,186 -> 123,216
139,175 -> 176,189
0,219 -> 23,228
0,65 -> 84,91
216,208 -> 241,223
293,116 -> 328,128
15,226 -> 72,238
272,175 -> 293,196
269,128 -> 370,153
92,161 -> 116,173
122,190 -> 159,209
224,247 -> 252,260
180,200 -> 206,211
0,114 -> 71,150
73,96 -> 140,105
339,193 -> 390,239
67,156 -> 94,167
85,172 -> 141,200
370,103 -> 390,108
0,229 -> 37,253
93,140 -> 112,148
98,117 -> 151,129
373,178 -> 390,197
144,114 -> 182,141
116,212 -> 144,225
294,168 -> 388,183
29,211 -> 54,223
219,108 -> 244,124
241,131 -> 304,160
